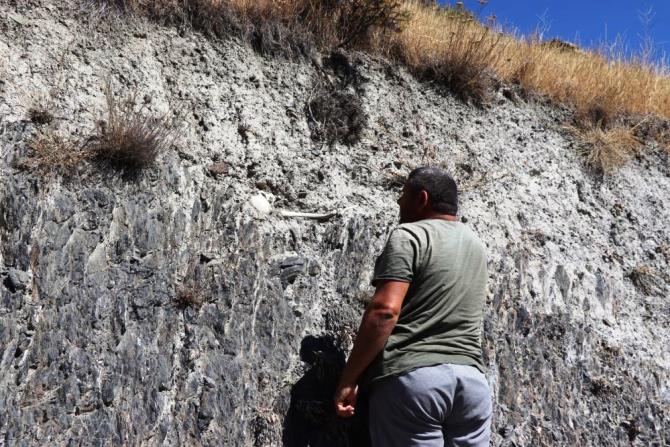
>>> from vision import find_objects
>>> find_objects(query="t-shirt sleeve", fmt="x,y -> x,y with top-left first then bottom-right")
372,228 -> 419,285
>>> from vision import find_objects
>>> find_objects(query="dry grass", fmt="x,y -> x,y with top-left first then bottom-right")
374,2 -> 670,120
496,40 -> 670,126
375,3 -> 502,104
28,107 -> 54,125
89,85 -> 177,171
568,125 -> 643,173
19,85 -> 177,175
18,133 -> 89,174
90,0 -> 670,169
175,282 -> 205,309
94,1 -> 670,118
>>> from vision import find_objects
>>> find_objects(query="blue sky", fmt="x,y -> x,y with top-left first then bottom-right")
439,1 -> 670,63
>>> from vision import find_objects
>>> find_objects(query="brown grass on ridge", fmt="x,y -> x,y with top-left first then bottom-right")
92,0 -> 408,53
375,4 -> 502,104
94,0 -> 670,122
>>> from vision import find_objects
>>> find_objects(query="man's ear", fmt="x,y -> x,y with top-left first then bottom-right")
418,190 -> 429,208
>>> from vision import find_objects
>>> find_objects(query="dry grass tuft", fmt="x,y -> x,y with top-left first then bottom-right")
569,125 -> 643,173
19,85 -> 178,176
18,133 -> 89,174
89,85 -> 177,171
323,0 -> 409,48
28,107 -> 54,125
175,282 -> 205,309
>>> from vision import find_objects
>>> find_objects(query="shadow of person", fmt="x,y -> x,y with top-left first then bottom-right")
282,335 -> 371,447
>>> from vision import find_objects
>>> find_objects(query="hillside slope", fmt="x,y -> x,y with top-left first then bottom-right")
1,2 -> 669,446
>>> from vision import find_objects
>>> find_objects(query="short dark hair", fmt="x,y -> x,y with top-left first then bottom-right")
405,166 -> 458,215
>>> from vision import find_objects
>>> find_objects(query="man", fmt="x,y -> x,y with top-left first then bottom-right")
334,166 -> 492,446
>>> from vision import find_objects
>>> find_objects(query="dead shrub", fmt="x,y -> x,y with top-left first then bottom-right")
574,101 -> 618,130
306,87 -> 367,145
569,125 -> 643,173
28,107 -> 54,125
175,282 -> 205,309
247,17 -> 313,57
18,133 -> 89,174
319,0 -> 409,48
88,85 -> 177,171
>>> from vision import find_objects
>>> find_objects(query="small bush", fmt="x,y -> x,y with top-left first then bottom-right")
575,103 -> 616,130
247,18 -> 313,58
88,85 -> 176,171
322,0 -> 409,48
306,87 -> 367,145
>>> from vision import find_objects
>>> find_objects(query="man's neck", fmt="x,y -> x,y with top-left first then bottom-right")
417,213 -> 458,222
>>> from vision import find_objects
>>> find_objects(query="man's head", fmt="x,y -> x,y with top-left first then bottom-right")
397,166 -> 458,223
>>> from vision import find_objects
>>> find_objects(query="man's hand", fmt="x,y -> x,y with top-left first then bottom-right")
333,280 -> 410,418
334,382 -> 358,418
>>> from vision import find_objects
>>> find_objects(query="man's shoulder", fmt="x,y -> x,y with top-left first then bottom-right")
396,219 -> 461,235
398,220 -> 486,250
392,222 -> 429,242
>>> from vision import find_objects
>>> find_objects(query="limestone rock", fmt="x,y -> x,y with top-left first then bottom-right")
0,2 -> 668,446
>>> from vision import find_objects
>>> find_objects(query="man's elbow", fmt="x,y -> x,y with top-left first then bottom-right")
366,304 -> 400,326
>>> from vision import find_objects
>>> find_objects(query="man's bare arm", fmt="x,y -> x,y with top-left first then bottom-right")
334,280 -> 410,417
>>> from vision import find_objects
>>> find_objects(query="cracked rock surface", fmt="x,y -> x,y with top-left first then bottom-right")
1,1 -> 669,446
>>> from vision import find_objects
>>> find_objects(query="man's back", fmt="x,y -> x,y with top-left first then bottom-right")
366,219 -> 487,383
333,167 -> 492,447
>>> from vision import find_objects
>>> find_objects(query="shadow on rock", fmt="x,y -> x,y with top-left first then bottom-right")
283,335 -> 371,447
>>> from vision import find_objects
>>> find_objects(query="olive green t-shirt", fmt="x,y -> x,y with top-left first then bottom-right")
364,219 -> 487,383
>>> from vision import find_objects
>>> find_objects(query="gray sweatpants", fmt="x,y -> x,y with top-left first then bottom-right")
369,363 -> 492,447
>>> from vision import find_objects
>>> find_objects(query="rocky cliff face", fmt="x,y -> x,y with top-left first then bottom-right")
1,2 -> 669,446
